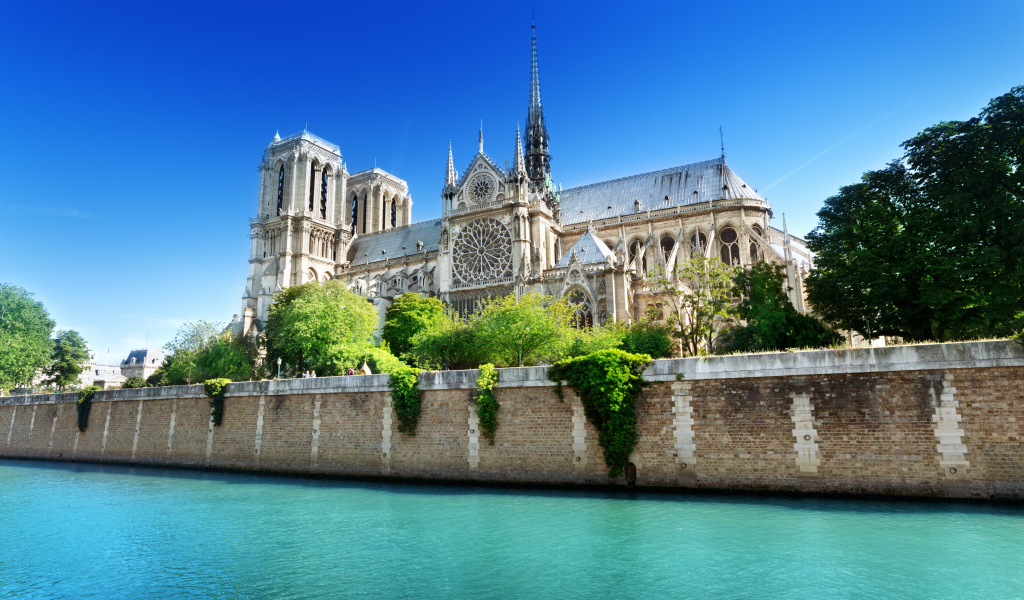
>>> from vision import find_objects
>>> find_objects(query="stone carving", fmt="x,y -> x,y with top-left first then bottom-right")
469,174 -> 494,204
452,218 -> 512,285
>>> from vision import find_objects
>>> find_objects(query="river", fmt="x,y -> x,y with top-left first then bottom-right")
1,460 -> 1021,599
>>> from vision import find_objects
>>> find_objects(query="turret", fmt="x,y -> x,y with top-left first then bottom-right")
442,141 -> 458,212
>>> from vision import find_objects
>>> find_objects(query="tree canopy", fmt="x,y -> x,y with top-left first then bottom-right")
807,85 -> 1024,341
382,294 -> 446,359
471,292 -> 572,367
44,330 -> 91,391
648,255 -> 738,356
0,283 -> 55,389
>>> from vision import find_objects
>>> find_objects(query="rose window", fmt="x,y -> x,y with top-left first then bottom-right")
452,218 -> 513,285
469,175 -> 494,204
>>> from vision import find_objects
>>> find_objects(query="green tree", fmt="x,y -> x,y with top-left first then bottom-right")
195,332 -> 263,382
44,330 -> 91,391
807,86 -> 1024,341
264,280 -> 379,376
382,294 -> 446,359
648,255 -> 738,356
621,309 -> 674,358
405,312 -> 484,370
723,261 -> 841,352
471,292 -> 572,367
122,376 -> 148,389
162,320 -> 224,385
0,283 -> 55,389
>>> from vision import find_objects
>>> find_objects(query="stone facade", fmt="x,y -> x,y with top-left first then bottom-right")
3,341 -> 1022,499
239,23 -> 812,335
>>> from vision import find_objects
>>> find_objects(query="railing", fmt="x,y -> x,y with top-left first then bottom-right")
561,198 -> 768,231
449,276 -> 515,291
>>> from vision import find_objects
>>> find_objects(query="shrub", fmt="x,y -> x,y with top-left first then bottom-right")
122,377 -> 148,389
548,349 -> 651,478
560,324 -> 628,360
146,368 -> 168,387
328,343 -> 407,375
76,386 -> 101,431
472,293 -> 572,367
203,378 -> 231,426
382,294 -> 446,358
405,313 -> 483,370
475,364 -> 499,443
621,315 -> 674,358
389,365 -> 422,434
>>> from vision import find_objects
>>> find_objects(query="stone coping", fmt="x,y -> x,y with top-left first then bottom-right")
3,340 -> 1021,406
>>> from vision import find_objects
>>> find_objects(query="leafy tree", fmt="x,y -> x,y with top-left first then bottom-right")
43,330 -> 91,391
405,312 -> 484,370
723,261 -> 841,352
648,255 -> 739,356
264,280 -> 379,376
621,310 -> 674,358
122,376 -> 148,389
163,320 -> 224,385
195,332 -> 263,382
146,367 -> 168,387
382,294 -> 445,359
0,283 -> 55,389
472,292 -> 572,367
807,86 -> 1024,340
560,323 -> 628,359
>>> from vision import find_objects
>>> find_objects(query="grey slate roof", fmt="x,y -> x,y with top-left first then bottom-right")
558,157 -> 763,225
348,218 -> 443,266
121,348 -> 164,367
554,230 -> 615,268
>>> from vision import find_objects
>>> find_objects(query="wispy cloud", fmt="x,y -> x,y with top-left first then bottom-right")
762,92 -> 930,193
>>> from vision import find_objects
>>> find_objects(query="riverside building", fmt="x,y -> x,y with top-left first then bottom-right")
238,21 -> 811,335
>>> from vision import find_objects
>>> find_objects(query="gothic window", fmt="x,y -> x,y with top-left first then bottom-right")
321,170 -> 329,219
660,235 -> 674,263
628,240 -> 646,273
719,227 -> 740,265
362,193 -> 367,233
750,225 -> 763,263
468,174 -> 494,204
277,165 -> 285,216
690,231 -> 708,257
568,289 -> 594,329
391,199 -> 397,227
351,193 -> 358,228
308,163 -> 317,212
451,218 -> 513,285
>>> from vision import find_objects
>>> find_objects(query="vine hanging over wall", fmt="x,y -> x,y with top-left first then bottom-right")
475,364 -> 499,444
76,386 -> 101,432
548,349 -> 651,478
203,378 -> 232,426
389,366 -> 422,435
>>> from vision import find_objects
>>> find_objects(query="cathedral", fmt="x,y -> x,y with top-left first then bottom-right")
238,22 -> 812,337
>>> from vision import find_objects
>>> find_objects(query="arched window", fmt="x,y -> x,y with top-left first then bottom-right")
750,225 -> 763,263
690,231 -> 708,257
351,193 -> 358,228
277,165 -> 285,216
568,289 -> 594,329
308,163 -> 317,212
321,170 -> 329,219
719,227 -> 740,266
628,240 -> 646,272
362,193 -> 368,233
660,235 -> 675,263
391,199 -> 397,228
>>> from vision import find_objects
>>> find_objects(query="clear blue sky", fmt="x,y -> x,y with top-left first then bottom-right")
1,0 -> 1021,363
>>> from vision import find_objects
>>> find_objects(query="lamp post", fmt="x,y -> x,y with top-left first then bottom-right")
277,357 -> 282,380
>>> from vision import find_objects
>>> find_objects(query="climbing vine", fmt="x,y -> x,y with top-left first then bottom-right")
389,365 -> 422,434
203,378 -> 231,426
548,349 -> 651,478
76,386 -> 101,432
475,364 -> 500,443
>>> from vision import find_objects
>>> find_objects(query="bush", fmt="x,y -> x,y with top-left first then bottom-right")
405,314 -> 484,370
560,324 -> 628,360
122,377 -> 148,389
621,316 -> 674,358
203,378 -> 231,426
146,368 -> 168,387
475,364 -> 499,443
388,365 -> 422,434
548,350 -> 651,478
382,294 -> 446,358
76,386 -> 101,431
327,343 -> 407,375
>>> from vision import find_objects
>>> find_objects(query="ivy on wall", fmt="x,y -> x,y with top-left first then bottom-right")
203,378 -> 231,426
76,386 -> 101,432
389,366 -> 422,435
475,364 -> 499,444
548,349 -> 651,478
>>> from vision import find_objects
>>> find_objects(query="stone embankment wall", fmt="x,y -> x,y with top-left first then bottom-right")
2,341 -> 1023,499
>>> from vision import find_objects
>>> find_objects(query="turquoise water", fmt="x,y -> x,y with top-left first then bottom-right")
1,460 -> 1022,599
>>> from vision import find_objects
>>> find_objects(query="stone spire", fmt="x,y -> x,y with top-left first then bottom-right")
512,123 -> 527,176
478,122 -> 484,154
525,15 -> 550,186
445,141 -> 457,188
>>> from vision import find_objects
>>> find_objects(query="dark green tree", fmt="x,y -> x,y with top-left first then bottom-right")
162,320 -> 223,385
121,376 -> 148,389
0,283 -> 55,389
382,294 -> 446,359
44,330 -> 91,391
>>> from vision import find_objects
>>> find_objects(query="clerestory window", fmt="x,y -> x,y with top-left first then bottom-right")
351,193 -> 358,228
690,231 -> 708,257
308,163 -> 317,212
719,227 -> 740,266
391,199 -> 397,228
321,170 -> 329,219
277,165 -> 285,215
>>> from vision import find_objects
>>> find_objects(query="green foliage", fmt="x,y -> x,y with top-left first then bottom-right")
196,332 -> 262,382
122,376 -> 148,389
388,365 -> 422,435
807,86 -> 1024,341
474,364 -> 500,443
44,330 -> 90,391
561,323 -> 628,359
722,261 -> 842,352
328,342 -> 407,375
648,256 -> 739,356
404,313 -> 484,370
382,294 -> 446,358
203,378 -> 232,426
0,283 -> 56,389
621,312 -> 674,358
548,349 -> 651,478
162,320 -> 225,385
472,292 -> 572,367
76,386 -> 101,432
146,367 -> 168,387
265,281 -> 379,376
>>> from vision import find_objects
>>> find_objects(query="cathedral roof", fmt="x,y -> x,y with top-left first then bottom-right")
348,218 -> 443,266
553,230 -> 615,268
558,157 -> 764,225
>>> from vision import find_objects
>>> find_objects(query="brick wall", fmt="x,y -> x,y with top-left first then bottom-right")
2,341 -> 1022,499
